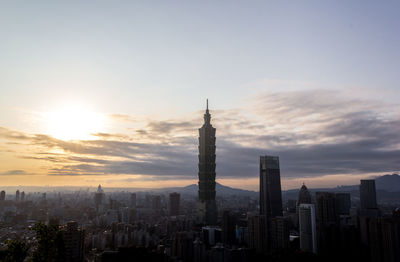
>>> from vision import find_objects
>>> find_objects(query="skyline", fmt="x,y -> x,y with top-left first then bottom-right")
1,1 -> 400,190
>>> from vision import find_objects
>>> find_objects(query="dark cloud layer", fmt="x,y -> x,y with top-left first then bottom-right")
1,90 -> 399,180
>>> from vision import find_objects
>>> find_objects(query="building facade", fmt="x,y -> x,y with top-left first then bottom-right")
360,179 -> 378,210
259,155 -> 285,251
169,192 -> 180,216
299,203 -> 317,254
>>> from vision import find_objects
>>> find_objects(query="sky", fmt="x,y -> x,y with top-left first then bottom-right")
0,1 -> 400,190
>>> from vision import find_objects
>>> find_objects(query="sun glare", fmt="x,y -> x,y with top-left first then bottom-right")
43,105 -> 105,141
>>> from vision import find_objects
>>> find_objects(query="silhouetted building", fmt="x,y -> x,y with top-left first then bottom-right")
359,179 -> 380,220
0,190 -> 5,201
20,191 -> 25,201
130,193 -> 136,208
94,185 -> 104,211
360,180 -> 377,210
171,231 -> 194,261
169,192 -> 180,216
202,226 -> 221,247
297,183 -> 312,208
15,190 -> 20,201
259,155 -> 283,251
260,156 -> 283,218
315,192 -> 340,256
299,203 -> 317,254
286,199 -> 297,213
336,193 -> 351,215
316,192 -> 338,226
270,216 -> 289,250
295,183 -> 312,228
198,100 -> 217,225
62,221 -> 85,262
222,210 -> 236,245
247,214 -> 266,253
368,216 -> 400,262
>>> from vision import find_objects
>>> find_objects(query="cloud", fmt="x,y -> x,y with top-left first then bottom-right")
1,89 -> 400,183
0,170 -> 28,176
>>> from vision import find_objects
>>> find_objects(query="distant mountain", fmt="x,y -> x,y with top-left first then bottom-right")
159,182 -> 258,198
375,173 -> 400,192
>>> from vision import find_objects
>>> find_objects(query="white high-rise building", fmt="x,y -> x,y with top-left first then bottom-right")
299,203 -> 317,254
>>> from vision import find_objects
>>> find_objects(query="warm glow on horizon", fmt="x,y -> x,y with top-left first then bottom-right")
42,104 -> 106,141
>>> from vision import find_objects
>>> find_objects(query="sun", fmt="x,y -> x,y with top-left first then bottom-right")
43,104 -> 106,141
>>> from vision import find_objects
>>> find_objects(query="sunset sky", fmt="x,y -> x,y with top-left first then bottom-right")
1,1 -> 400,190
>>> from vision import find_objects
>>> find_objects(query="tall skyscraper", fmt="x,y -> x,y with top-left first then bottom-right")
221,210 -> 236,245
169,192 -> 180,216
299,203 -> 317,254
270,216 -> 290,250
130,193 -> 136,208
316,192 -> 338,226
0,191 -> 5,201
335,193 -> 351,215
315,192 -> 340,256
297,183 -> 312,208
247,213 -> 266,253
296,183 -> 312,226
94,184 -> 104,212
259,155 -> 285,251
15,190 -> 20,201
62,221 -> 85,262
260,156 -> 283,219
198,100 -> 217,225
360,179 -> 377,210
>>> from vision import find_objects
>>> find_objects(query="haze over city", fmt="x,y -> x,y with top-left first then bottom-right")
1,1 -> 400,190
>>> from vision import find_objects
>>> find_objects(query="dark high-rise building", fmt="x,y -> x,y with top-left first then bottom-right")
247,213 -> 266,253
315,192 -> 340,256
316,192 -> 338,226
94,185 -> 104,212
259,155 -> 284,251
130,193 -> 136,208
297,183 -> 312,208
360,180 -> 377,210
299,203 -> 317,254
62,221 -> 85,262
270,216 -> 290,250
336,193 -> 351,215
169,192 -> 180,216
198,100 -> 217,225
295,183 -> 312,227
260,156 -> 283,219
171,232 -> 194,262
367,215 -> 400,262
20,191 -> 25,201
15,190 -> 20,201
222,210 -> 236,245
0,191 -> 5,201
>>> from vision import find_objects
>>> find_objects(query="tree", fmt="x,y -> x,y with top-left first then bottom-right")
31,222 -> 65,262
0,239 -> 29,262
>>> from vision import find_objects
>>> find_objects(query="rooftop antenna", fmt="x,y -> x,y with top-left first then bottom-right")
206,99 -> 208,110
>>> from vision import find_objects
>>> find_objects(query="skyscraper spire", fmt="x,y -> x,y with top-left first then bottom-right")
204,99 -> 211,125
